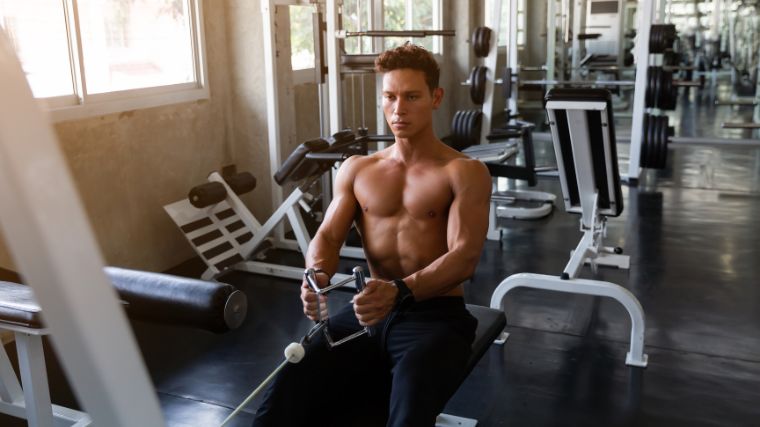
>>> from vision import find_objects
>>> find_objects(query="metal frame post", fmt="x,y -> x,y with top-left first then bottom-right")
479,0 -> 502,144
570,0 -> 585,80
0,30 -> 164,426
507,0 -> 519,116
626,0 -> 656,182
546,0 -> 557,82
262,1 -> 286,241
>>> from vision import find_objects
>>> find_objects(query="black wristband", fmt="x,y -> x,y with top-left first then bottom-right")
393,279 -> 415,310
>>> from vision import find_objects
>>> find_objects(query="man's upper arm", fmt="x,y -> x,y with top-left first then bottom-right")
316,156 -> 362,245
447,159 -> 492,255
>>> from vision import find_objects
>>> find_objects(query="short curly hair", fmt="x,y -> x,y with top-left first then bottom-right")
374,43 -> 440,92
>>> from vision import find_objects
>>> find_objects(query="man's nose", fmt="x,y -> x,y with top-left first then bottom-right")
393,99 -> 406,115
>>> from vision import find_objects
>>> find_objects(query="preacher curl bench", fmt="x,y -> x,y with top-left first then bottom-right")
0,268 -> 247,427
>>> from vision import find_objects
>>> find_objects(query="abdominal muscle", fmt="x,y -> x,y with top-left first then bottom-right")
356,212 -> 464,298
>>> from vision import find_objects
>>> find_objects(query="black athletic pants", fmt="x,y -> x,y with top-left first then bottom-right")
251,296 -> 477,427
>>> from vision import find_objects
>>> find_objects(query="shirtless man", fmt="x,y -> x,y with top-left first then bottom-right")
252,43 -> 491,427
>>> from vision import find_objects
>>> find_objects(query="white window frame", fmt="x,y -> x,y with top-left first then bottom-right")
27,0 -> 209,123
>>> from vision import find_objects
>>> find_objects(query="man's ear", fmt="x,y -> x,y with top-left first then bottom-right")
432,87 -> 444,109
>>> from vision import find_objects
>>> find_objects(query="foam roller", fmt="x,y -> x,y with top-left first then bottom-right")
188,181 -> 226,208
105,267 -> 247,333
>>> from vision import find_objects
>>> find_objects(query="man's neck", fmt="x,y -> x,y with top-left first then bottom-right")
391,127 -> 439,165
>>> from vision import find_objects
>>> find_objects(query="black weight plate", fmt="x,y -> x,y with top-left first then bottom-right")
451,110 -> 464,149
652,67 -> 662,108
646,66 -> 655,108
471,110 -> 483,147
471,27 -> 481,56
647,113 -> 657,168
658,115 -> 669,168
457,110 -> 468,148
478,27 -> 492,57
470,66 -> 487,104
504,67 -> 513,100
640,113 -> 650,167
649,25 -> 661,53
465,110 -> 475,149
653,115 -> 663,168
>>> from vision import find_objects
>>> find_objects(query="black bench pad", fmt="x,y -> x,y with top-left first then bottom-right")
464,304 -> 506,376
0,281 -> 43,329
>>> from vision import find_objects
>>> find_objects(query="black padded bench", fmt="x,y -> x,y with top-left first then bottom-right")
274,130 -> 367,186
437,305 -> 506,426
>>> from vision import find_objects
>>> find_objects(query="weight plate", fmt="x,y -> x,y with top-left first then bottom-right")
640,113 -> 650,167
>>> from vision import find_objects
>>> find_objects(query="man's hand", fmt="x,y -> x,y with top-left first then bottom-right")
301,272 -> 329,322
352,279 -> 398,326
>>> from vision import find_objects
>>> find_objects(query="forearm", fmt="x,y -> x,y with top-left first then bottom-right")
305,230 -> 344,278
402,247 -> 480,301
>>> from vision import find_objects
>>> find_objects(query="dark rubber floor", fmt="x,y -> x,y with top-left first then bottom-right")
1,86 -> 759,426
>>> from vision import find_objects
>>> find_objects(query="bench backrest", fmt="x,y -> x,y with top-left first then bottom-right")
545,88 -> 623,224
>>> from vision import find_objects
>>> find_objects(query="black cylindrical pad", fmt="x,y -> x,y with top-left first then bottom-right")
105,267 -> 247,333
188,182 -> 227,208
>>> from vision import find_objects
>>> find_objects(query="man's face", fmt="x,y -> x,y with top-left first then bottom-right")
381,68 -> 443,139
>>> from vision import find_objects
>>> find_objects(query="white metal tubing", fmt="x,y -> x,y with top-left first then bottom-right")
570,0 -> 584,80
563,231 -> 595,279
0,341 -> 23,404
242,187 -> 308,258
669,136 -> 760,147
489,273 -> 648,367
626,0 -> 657,182
507,0 -> 519,115
546,0 -> 557,82
0,30 -> 165,426
16,334 -> 53,427
326,0 -> 343,134
565,110 -> 597,227
479,0 -> 502,145
261,1 -> 286,240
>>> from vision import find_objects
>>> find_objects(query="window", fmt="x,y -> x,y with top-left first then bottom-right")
0,0 -> 207,122
485,0 -> 526,47
383,0 -> 439,51
289,5 -> 315,71
340,0 -> 442,54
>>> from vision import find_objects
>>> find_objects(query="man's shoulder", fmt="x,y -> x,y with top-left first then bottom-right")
444,156 -> 491,191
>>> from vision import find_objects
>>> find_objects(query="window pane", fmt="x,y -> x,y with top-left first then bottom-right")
384,0 -> 406,50
290,5 -> 314,70
0,0 -> 74,98
77,0 -> 195,94
343,0 -> 371,54
412,0 -> 432,29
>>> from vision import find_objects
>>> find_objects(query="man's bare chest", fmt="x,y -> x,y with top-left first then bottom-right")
353,166 -> 453,220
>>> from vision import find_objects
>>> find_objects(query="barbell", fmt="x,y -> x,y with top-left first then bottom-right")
502,66 -> 702,110
640,113 -> 760,169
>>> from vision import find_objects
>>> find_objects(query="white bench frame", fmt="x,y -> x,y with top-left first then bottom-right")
165,171 -> 364,286
0,323 -> 91,427
490,97 -> 648,368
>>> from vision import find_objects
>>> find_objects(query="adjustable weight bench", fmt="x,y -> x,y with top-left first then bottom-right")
489,88 -> 648,368
0,268 -> 247,427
